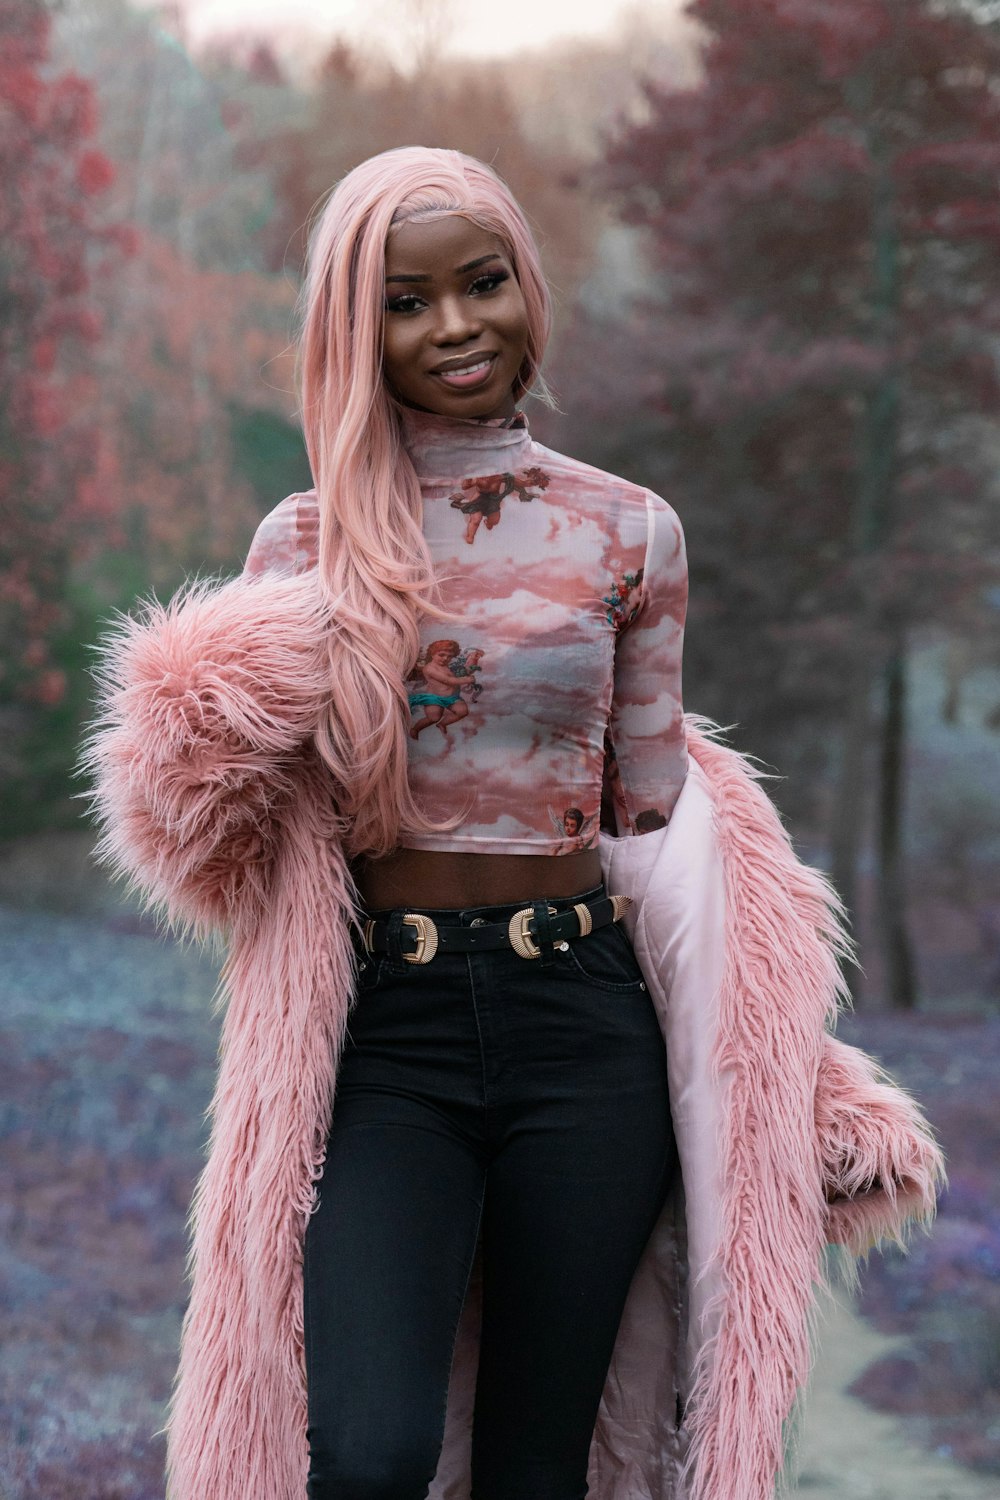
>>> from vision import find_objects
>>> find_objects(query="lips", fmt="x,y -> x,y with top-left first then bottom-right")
430,352 -> 498,390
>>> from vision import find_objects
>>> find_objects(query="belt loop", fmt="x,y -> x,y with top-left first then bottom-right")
531,899 -> 557,968
385,909 -> 410,975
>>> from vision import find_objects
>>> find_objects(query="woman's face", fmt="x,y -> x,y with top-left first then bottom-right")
382,214 -> 530,421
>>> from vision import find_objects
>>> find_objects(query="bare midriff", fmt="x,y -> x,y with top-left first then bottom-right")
349,847 -> 604,913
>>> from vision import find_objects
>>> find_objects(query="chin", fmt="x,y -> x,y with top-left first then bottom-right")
425,384 -> 516,422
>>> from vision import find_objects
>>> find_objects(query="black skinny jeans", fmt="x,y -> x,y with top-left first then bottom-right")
303,882 -> 678,1500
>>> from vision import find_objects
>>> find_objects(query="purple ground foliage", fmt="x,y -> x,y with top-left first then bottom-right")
0,904 -> 218,1499
836,1010 -> 1000,1474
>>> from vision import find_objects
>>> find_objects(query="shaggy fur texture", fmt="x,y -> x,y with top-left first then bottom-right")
78,572 -> 357,1498
818,1032 -> 945,1268
77,570 -> 338,946
78,573 -> 946,1500
664,721 -> 945,1500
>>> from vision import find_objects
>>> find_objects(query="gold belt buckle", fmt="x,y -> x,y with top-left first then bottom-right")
508,895 -> 633,959
402,913 -> 439,965
508,904 -> 558,959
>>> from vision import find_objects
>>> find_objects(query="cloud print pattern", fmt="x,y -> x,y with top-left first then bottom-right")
243,405 -> 689,855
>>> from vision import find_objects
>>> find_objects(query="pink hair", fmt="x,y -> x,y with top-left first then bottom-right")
295,145 -> 553,859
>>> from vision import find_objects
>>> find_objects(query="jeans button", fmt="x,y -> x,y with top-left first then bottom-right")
469,917 -> 487,927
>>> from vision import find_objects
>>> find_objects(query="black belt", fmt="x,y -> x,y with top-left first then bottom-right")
358,892 -> 633,964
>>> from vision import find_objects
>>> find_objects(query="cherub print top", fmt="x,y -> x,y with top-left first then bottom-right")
243,405 -> 689,855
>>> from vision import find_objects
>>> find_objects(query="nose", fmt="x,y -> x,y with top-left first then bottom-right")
431,293 -> 483,346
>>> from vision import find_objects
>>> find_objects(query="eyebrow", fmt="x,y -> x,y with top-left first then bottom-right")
385,253 -> 503,284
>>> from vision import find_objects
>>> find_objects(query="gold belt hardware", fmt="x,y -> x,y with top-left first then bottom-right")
401,912 -> 439,964
508,904 -> 559,959
367,895 -> 633,964
507,896 -> 631,959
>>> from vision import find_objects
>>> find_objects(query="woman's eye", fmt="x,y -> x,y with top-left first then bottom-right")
470,270 -> 509,294
385,293 -> 425,314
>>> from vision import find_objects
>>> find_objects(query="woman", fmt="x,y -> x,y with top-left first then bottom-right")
80,147 -> 945,1500
244,144 -> 688,1500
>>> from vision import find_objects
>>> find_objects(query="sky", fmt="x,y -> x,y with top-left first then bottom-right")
166,0 -> 671,64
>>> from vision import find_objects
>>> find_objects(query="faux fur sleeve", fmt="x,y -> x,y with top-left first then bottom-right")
77,570 -> 333,943
817,1030 -> 947,1261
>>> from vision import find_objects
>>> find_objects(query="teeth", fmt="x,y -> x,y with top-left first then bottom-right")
440,358 -> 491,377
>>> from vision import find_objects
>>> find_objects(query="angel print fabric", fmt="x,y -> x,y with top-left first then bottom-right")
243,406 -> 689,854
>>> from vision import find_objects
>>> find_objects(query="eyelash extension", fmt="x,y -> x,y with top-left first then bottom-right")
385,269 -> 509,314
472,270 -> 508,294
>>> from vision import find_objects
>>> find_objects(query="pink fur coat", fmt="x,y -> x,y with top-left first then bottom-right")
79,567 -> 946,1500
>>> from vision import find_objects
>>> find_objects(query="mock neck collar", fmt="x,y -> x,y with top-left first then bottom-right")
397,403 -> 532,479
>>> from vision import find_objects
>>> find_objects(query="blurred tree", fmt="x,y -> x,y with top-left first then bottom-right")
559,0 -> 1000,1006
55,0 -> 296,274
49,0 -> 311,589
0,0 -> 134,829
501,8 -> 702,159
271,38 -> 597,315
0,0 -> 314,831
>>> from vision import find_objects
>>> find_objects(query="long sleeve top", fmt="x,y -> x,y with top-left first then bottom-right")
243,405 -> 689,854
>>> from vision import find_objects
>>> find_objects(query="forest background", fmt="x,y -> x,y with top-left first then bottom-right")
2,0 -> 1000,1492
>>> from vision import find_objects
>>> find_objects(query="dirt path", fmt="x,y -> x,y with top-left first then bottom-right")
791,1287 -> 993,1498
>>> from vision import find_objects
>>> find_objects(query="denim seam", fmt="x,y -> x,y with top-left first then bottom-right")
465,951 -> 493,1137
436,1185 -> 487,1464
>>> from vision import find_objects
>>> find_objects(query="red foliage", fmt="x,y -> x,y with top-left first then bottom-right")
76,147 -> 116,196
0,0 -> 133,706
550,0 -> 1000,776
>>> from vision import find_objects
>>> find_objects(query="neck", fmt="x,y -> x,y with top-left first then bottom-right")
397,403 -> 532,480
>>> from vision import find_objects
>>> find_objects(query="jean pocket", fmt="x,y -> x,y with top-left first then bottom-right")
562,921 -> 647,993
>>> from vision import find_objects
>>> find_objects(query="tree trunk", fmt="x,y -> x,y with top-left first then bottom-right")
831,87 -> 913,1005
877,629 -> 917,1008
831,647 -> 875,957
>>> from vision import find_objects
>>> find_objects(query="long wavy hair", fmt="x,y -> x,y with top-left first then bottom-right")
295,146 -> 553,859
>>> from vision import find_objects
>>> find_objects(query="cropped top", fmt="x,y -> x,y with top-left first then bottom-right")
242,406 -> 688,855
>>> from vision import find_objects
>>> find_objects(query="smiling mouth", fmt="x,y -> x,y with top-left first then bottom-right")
431,354 -> 498,390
